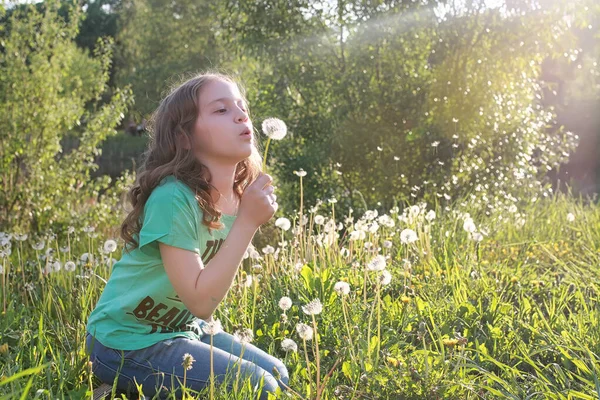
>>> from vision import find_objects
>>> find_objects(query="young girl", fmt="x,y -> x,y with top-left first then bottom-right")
85,71 -> 289,399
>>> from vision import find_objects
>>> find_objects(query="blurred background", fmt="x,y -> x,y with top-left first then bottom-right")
1,0 -> 598,234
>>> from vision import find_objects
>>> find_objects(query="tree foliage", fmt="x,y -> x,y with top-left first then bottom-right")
0,0 -> 134,233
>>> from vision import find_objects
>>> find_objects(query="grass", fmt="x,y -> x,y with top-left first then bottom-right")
0,186 -> 599,399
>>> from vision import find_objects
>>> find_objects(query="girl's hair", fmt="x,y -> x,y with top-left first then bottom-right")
121,71 -> 262,252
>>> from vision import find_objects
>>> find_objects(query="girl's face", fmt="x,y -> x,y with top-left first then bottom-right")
192,79 -> 254,166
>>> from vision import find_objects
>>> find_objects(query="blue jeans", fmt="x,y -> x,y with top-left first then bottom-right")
85,331 -> 289,399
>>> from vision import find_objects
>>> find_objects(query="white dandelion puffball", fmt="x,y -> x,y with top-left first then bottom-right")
52,261 -> 62,272
182,353 -> 195,370
566,213 -> 575,222
262,245 -> 275,255
425,210 -> 436,221
383,240 -> 393,249
275,217 -> 291,231
103,239 -> 117,253
281,338 -> 298,352
463,218 -> 477,233
367,254 -> 386,271
261,118 -> 287,140
234,328 -> 254,344
279,296 -> 293,311
293,169 -> 307,177
302,298 -> 323,315
314,215 -> 325,225
296,323 -> 314,341
379,270 -> 392,286
334,281 -> 350,295
400,229 -> 418,244
64,261 -> 77,272
32,241 -> 45,251
201,319 -> 223,336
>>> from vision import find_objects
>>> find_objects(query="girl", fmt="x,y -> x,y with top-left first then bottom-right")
85,71 -> 289,399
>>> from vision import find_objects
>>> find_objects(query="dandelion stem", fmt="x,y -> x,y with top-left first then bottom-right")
261,137 -> 272,173
302,339 -> 313,396
251,279 -> 258,333
311,315 -> 321,400
341,296 -> 356,361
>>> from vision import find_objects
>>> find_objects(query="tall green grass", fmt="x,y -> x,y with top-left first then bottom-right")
0,188 -> 598,399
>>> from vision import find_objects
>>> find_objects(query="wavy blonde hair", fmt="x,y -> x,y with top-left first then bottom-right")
121,71 -> 262,252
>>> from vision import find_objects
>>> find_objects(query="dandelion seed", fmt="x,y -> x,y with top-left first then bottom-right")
293,169 -> 307,177
182,353 -> 196,370
566,213 -> 575,222
103,239 -> 117,253
275,217 -> 291,231
302,298 -> 323,315
394,156 -> 400,161
431,141 -> 440,147
296,323 -> 313,341
334,281 -> 350,295
383,240 -> 393,248
278,296 -> 292,311
201,319 -> 222,336
234,328 -> 254,344
400,229 -> 418,244
32,241 -> 45,251
367,254 -> 386,271
281,338 -> 298,352
64,261 -> 77,272
261,118 -> 287,140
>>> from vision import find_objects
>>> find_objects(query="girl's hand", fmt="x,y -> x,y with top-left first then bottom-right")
237,173 -> 278,229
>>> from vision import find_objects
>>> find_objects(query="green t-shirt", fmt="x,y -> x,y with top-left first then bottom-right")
86,175 -> 237,350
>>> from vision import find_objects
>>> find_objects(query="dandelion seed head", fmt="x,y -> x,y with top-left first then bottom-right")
261,118 -> 287,140
296,323 -> 313,341
302,298 -> 323,315
275,217 -> 291,231
182,353 -> 195,370
367,254 -> 386,271
103,239 -> 117,253
201,319 -> 222,336
234,328 -> 254,344
334,281 -> 350,295
281,338 -> 298,352
278,296 -> 292,311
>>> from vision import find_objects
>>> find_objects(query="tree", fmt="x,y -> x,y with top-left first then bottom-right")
0,0 -> 134,233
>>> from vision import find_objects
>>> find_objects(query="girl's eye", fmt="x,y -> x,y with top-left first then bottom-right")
216,109 -> 227,113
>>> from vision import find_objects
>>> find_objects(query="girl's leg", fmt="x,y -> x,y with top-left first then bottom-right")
85,332 -> 280,400
202,330 -> 290,390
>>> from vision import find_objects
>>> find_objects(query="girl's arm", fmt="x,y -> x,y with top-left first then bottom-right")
159,216 -> 258,320
160,173 -> 276,320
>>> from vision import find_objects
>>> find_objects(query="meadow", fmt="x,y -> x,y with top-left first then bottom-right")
0,184 -> 599,400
